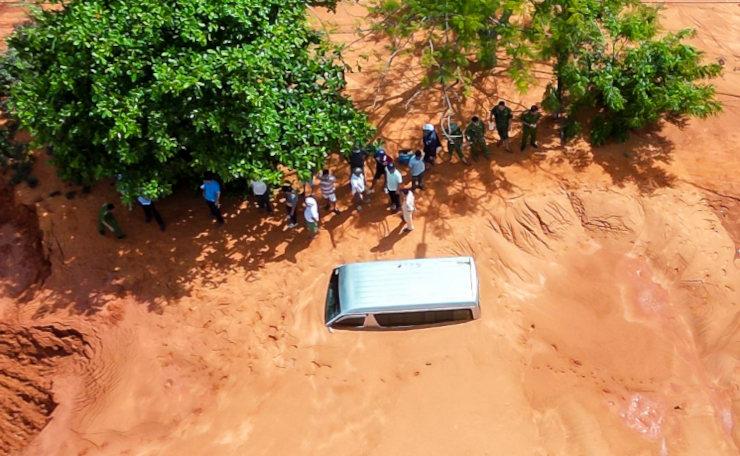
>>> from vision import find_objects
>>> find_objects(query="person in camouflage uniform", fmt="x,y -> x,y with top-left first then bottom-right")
98,203 -> 125,239
443,121 -> 468,164
465,116 -> 489,160
520,105 -> 542,151
490,101 -> 513,152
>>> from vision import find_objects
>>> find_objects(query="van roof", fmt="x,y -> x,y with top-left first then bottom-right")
337,256 -> 478,315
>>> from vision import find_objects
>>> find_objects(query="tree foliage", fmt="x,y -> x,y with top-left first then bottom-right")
370,0 -> 722,144
368,0 -> 526,87
7,0 -> 371,202
0,46 -> 34,186
529,0 -> 722,144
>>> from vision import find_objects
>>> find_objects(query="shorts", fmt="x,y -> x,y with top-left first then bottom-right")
306,221 -> 318,233
496,126 -> 509,140
423,153 -> 435,164
322,193 -> 337,203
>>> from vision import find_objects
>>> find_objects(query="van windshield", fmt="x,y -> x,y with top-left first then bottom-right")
325,269 -> 341,323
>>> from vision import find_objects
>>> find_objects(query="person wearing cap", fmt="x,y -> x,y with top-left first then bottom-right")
250,179 -> 273,213
370,148 -> 390,193
490,101 -> 513,152
282,184 -> 299,228
401,188 -> 415,232
136,195 -> 165,231
200,176 -> 224,224
98,203 -> 125,239
443,121 -> 468,164
422,124 -> 441,169
408,150 -> 426,190
520,105 -> 542,151
350,167 -> 366,210
304,196 -> 320,237
465,116 -> 489,160
385,162 -> 403,212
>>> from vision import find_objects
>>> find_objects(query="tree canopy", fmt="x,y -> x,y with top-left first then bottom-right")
7,0 -> 371,202
369,0 -> 722,144
530,0 -> 722,144
369,0 -> 527,87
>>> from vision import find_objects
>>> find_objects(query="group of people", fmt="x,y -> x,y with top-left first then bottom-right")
98,101 -> 542,240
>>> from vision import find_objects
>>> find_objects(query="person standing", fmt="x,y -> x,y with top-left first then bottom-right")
385,163 -> 403,212
201,176 -> 224,225
401,188 -> 415,232
370,148 -> 389,193
282,184 -> 299,228
304,196 -> 320,237
318,169 -> 340,214
408,150 -> 426,190
444,121 -> 468,164
98,203 -> 125,239
422,124 -> 441,169
465,116 -> 489,160
490,101 -> 513,152
350,167 -> 366,210
250,179 -> 272,213
521,105 -> 542,151
349,147 -> 367,177
136,196 -> 165,231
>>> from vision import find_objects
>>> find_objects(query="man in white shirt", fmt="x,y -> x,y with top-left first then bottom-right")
304,196 -> 320,237
385,163 -> 403,212
250,179 -> 272,213
401,188 -> 415,232
408,150 -> 426,190
350,167 -> 366,210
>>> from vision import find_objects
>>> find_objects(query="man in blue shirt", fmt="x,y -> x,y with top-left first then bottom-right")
200,176 -> 224,225
136,196 -> 165,231
408,150 -> 426,190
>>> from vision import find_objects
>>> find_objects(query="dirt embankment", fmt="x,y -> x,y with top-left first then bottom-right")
0,187 -> 50,304
0,324 -> 90,454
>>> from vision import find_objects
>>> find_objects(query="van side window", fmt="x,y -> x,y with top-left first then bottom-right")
332,316 -> 365,328
325,271 -> 341,323
375,309 -> 473,327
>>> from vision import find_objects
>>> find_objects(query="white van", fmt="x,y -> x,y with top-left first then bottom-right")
325,256 -> 480,329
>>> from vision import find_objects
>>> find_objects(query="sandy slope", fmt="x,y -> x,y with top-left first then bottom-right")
0,2 -> 738,455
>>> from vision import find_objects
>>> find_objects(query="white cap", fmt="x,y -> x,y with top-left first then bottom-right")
423,123 -> 434,131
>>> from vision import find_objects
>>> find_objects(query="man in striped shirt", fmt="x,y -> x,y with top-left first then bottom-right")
319,169 -> 340,214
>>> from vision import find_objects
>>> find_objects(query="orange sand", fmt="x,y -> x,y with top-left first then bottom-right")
0,2 -> 738,455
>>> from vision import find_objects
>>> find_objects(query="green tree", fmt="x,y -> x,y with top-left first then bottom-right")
528,0 -> 722,144
7,0 -> 371,202
368,0 -> 527,87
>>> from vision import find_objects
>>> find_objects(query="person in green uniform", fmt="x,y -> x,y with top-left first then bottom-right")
98,203 -> 125,239
443,121 -> 468,164
490,101 -> 513,152
465,116 -> 489,160
520,105 -> 542,151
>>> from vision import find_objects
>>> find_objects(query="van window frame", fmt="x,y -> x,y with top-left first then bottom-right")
330,315 -> 366,328
324,269 -> 341,324
373,308 -> 474,328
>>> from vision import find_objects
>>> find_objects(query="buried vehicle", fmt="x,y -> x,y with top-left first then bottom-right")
325,256 -> 480,329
